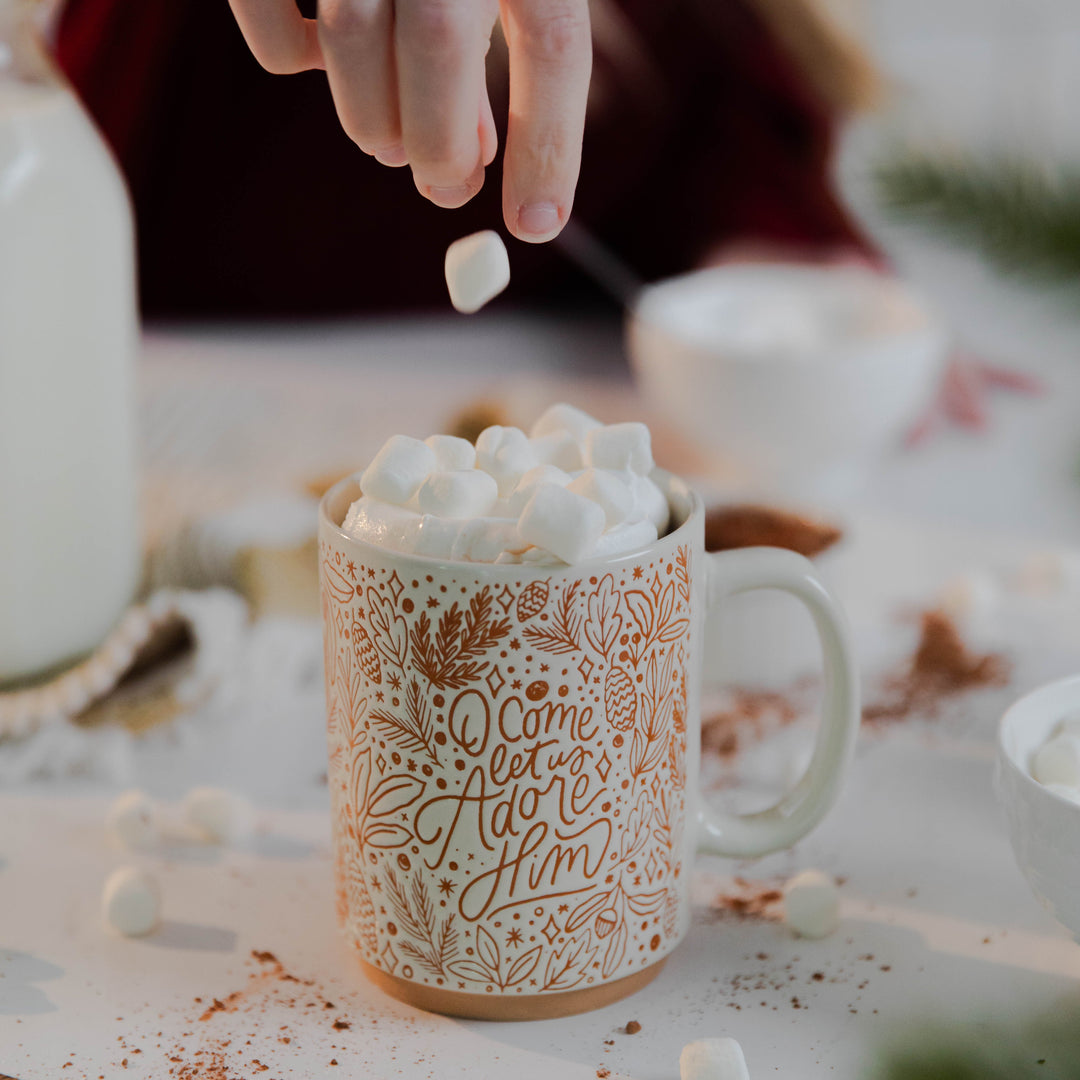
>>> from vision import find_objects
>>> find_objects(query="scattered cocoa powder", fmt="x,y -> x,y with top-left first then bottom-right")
864,610 -> 1010,723
596,1070 -> 611,1079
709,877 -> 785,921
704,505 -> 842,559
332,1019 -> 351,1031
701,689 -> 802,760
624,1020 -> 642,1035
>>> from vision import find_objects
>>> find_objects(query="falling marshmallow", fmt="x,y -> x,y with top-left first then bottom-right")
679,1038 -> 750,1080
184,787 -> 255,845
782,869 -> 840,939
106,789 -> 159,850
102,866 -> 161,937
444,230 -> 510,314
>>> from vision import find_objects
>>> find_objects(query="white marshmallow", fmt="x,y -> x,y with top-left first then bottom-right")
444,230 -> 511,314
359,435 -> 437,506
475,426 -> 539,496
679,1038 -> 750,1080
424,434 -> 476,472
184,787 -> 255,845
106,789 -> 159,851
1043,782 -> 1080,806
417,469 -> 498,519
529,403 -> 602,443
450,519 -> 523,563
1055,711 -> 1080,738
592,520 -> 658,559
102,866 -> 160,937
520,546 -> 564,566
632,473 -> 670,534
529,431 -> 584,472
495,551 -> 523,565
585,422 -> 654,475
1032,734 -> 1080,789
519,483 -> 606,565
782,869 -> 840,939
412,515 -> 465,560
568,468 -> 636,529
342,497 -> 422,553
938,572 -> 1000,623
508,464 -> 573,517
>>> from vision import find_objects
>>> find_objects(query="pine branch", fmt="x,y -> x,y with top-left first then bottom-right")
874,151 -> 1080,288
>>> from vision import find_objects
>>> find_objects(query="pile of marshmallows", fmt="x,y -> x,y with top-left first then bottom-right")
1031,712 -> 1080,806
345,404 -> 669,566
101,787 -> 254,937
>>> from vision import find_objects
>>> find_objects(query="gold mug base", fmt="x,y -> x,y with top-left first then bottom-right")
359,957 -> 667,1021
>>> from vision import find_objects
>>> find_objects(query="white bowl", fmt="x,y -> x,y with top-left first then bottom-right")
995,674 -> 1080,942
628,263 -> 948,496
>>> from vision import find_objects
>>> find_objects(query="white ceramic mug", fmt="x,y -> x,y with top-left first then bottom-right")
319,470 -> 859,1020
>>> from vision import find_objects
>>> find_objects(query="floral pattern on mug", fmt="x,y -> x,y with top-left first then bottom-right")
321,542 -> 693,997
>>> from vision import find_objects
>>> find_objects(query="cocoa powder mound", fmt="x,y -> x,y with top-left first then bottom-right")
864,610 -> 1010,723
704,505 -> 843,559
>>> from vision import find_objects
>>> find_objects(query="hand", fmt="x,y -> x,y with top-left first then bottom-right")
228,0 -> 591,242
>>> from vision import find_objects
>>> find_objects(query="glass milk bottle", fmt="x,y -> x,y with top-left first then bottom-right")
0,0 -> 139,685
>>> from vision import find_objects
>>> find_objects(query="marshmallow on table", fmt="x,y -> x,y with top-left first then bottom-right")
679,1038 -> 750,1080
530,431 -> 584,472
585,422 -> 654,475
444,230 -> 510,314
106,789 -> 159,850
417,469 -> 498,519
102,866 -> 160,937
1032,734 -> 1080,789
425,434 -> 476,472
782,869 -> 840,939
184,787 -> 255,845
519,483 -> 606,565
359,435 -> 437,505
568,468 -> 635,529
475,425 -> 539,496
938,572 -> 1000,623
530,403 -> 602,443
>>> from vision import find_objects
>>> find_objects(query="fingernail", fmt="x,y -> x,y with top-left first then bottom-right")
517,202 -> 561,240
425,183 -> 478,208
374,144 -> 407,167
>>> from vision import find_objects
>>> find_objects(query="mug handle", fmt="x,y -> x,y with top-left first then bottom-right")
697,546 -> 860,858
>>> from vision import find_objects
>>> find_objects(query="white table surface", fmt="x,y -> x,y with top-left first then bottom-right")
4,306 -> 1080,1079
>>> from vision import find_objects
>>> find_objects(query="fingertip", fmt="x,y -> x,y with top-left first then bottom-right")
509,201 -> 566,243
415,163 -> 486,208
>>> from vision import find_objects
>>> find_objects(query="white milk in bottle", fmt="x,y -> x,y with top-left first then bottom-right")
0,0 -> 139,684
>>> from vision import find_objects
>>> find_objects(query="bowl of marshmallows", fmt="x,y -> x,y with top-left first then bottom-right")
996,674 -> 1080,942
